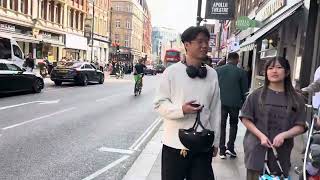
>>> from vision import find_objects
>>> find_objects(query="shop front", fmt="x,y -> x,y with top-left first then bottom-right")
64,33 -> 87,61
239,0 -> 305,90
0,21 -> 64,64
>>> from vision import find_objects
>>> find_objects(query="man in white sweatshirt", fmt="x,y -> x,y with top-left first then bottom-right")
154,26 -> 221,180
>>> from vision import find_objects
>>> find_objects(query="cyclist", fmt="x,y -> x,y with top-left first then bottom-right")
133,59 -> 146,92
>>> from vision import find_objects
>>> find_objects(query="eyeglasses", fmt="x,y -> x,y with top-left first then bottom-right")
190,39 -> 209,46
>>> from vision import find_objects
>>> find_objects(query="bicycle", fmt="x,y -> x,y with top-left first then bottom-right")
134,73 -> 143,96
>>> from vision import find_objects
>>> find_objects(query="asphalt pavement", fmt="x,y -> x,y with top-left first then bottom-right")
0,74 -> 161,180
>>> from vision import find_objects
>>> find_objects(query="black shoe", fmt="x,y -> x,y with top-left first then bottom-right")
219,151 -> 226,159
226,149 -> 237,158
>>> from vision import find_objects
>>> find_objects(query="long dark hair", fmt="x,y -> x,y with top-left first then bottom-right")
259,56 -> 301,111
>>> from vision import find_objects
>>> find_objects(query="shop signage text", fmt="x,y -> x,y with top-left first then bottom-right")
205,0 -> 235,20
0,23 -> 15,32
255,0 -> 286,22
236,16 -> 258,30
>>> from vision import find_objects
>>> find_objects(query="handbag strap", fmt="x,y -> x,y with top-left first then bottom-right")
191,109 -> 206,130
262,147 -> 285,177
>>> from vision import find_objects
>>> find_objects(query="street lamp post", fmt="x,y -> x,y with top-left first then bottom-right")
91,0 -> 95,63
196,0 -> 202,26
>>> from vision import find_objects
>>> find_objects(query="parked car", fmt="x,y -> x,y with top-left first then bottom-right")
144,65 -> 157,75
155,64 -> 166,73
50,62 -> 104,86
0,60 -> 44,93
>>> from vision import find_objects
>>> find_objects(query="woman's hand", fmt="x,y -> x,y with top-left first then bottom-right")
259,134 -> 272,148
273,133 -> 286,147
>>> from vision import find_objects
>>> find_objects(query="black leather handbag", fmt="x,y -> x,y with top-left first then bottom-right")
178,109 -> 215,152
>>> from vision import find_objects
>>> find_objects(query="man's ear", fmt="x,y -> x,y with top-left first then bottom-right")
184,42 -> 190,51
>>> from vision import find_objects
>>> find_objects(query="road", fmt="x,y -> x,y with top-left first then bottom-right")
0,74 -> 161,180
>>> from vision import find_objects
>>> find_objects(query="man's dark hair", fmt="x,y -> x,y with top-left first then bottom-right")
181,26 -> 210,43
227,52 -> 239,62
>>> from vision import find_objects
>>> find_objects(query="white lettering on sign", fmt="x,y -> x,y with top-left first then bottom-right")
256,0 -> 286,22
211,2 -> 229,14
0,23 -> 15,32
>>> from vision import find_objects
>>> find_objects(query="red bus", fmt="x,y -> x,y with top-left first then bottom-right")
164,49 -> 181,67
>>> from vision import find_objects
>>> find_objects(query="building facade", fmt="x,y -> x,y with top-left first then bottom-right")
63,0 -> 88,61
142,2 -> 152,64
151,26 -> 182,64
222,0 -> 310,90
86,0 -> 111,65
110,0 -> 149,64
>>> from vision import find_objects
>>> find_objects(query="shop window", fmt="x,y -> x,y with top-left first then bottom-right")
13,45 -> 23,59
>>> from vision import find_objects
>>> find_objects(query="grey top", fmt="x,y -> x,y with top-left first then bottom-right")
239,88 -> 306,175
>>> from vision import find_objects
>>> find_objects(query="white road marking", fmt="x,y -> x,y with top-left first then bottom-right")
98,147 -> 135,154
129,118 -> 162,151
95,94 -> 126,102
0,100 -> 60,111
2,107 -> 76,130
82,155 -> 130,180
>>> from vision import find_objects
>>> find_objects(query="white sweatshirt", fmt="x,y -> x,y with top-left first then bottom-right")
154,62 -> 221,150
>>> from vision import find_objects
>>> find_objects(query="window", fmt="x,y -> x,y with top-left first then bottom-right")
115,20 -> 120,28
116,4 -> 120,11
127,5 -> 130,12
0,38 -> 12,59
126,20 -> 131,29
90,64 -> 96,69
0,63 -> 9,70
6,64 -> 21,71
85,64 -> 93,69
13,45 -> 23,59
115,34 -> 120,44
40,0 -> 44,18
20,0 -> 25,13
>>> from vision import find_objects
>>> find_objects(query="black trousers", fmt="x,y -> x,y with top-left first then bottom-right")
219,105 -> 240,152
161,145 -> 215,180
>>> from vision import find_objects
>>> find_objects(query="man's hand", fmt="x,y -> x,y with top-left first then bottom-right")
273,133 -> 286,148
212,146 -> 218,157
259,134 -> 272,148
182,100 -> 202,114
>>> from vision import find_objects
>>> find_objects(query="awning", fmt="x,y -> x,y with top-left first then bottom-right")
240,2 -> 303,52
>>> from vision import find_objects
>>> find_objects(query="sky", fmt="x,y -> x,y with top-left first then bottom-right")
146,0 -> 203,33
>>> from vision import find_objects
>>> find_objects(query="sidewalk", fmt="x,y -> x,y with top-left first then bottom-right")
123,120 -> 304,180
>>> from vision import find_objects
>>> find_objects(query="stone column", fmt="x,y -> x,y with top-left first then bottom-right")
17,0 -> 21,13
63,4 -> 68,28
53,1 -> 57,23
28,0 -> 31,15
6,0 -> 10,9
46,0 -> 50,21
78,12 -> 81,30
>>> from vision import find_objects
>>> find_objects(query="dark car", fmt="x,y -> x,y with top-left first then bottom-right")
50,62 -> 104,86
144,65 -> 157,75
0,60 -> 44,93
155,64 -> 165,73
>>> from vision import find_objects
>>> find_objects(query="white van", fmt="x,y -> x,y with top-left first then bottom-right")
0,33 -> 25,69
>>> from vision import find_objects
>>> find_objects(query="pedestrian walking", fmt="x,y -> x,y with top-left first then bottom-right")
154,26 -> 221,180
239,57 -> 307,179
24,53 -> 35,72
215,52 -> 249,159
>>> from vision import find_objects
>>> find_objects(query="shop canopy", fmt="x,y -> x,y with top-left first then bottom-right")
240,2 -> 304,52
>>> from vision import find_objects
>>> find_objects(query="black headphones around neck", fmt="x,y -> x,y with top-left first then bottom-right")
182,60 -> 207,79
